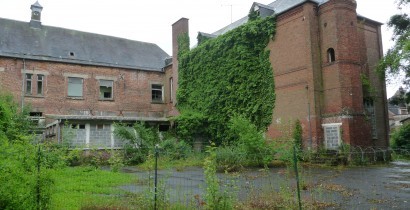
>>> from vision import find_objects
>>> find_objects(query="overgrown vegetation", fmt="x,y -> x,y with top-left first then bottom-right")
0,93 -> 52,209
176,14 -> 276,144
377,1 -> 410,85
391,122 -> 410,151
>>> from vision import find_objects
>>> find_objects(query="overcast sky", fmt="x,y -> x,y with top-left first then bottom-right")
0,0 -> 406,96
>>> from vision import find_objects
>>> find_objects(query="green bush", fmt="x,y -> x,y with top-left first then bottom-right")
159,138 -> 192,160
391,123 -> 410,150
215,146 -> 245,172
114,122 -> 158,164
228,116 -> 274,167
0,93 -> 53,209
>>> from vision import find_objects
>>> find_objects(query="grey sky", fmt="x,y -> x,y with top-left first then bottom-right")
0,0 -> 405,96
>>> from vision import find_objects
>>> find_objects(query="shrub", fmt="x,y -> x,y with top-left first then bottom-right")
114,122 -> 158,164
215,146 -> 245,172
228,116 -> 274,167
0,93 -> 53,209
391,123 -> 410,150
159,138 -> 192,160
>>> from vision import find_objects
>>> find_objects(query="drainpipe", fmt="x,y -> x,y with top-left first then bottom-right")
21,58 -> 26,109
306,85 -> 312,150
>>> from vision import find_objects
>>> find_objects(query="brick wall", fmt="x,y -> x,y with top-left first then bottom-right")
266,0 -> 388,149
0,58 -> 168,123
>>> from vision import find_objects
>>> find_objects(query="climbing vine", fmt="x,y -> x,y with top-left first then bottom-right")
176,14 -> 277,143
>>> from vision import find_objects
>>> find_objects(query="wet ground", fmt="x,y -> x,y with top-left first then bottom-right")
120,161 -> 410,209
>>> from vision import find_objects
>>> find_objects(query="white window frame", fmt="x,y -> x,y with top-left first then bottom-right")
151,84 -> 164,103
322,123 -> 342,150
37,74 -> 44,96
25,73 -> 33,95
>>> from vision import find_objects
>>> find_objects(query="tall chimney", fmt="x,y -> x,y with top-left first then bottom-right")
171,18 -> 189,106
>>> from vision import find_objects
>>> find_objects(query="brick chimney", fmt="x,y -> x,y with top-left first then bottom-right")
171,18 -> 189,107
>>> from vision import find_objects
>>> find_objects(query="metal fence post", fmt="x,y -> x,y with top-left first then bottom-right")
154,144 -> 159,210
37,144 -> 41,210
293,145 -> 302,210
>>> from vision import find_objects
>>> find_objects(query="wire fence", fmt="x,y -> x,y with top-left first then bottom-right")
9,143 -> 409,209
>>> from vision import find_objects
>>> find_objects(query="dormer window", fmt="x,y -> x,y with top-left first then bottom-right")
327,48 -> 335,63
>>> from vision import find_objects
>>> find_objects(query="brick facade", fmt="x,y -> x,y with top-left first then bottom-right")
265,0 -> 388,149
0,0 -> 389,150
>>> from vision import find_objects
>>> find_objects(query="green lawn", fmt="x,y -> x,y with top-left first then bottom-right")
50,167 -> 139,209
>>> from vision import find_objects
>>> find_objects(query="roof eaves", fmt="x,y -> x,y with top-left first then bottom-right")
0,52 -> 165,72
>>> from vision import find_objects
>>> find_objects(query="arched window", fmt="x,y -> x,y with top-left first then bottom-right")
327,48 -> 335,63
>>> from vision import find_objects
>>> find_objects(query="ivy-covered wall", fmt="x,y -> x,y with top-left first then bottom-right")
176,15 -> 277,143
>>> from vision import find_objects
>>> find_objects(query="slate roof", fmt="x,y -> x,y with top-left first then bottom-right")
214,0 -> 386,36
0,18 -> 169,71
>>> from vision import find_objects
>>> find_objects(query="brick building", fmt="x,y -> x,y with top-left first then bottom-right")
0,1 -> 172,148
170,0 -> 389,150
0,0 -> 389,150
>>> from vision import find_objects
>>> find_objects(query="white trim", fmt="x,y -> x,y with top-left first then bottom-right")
322,123 -> 342,127
322,123 -> 342,149
111,124 -> 115,148
96,75 -> 117,81
85,123 -> 90,148
21,69 -> 49,75
63,73 -> 89,79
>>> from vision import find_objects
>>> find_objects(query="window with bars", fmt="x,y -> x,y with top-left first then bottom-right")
364,100 -> 377,139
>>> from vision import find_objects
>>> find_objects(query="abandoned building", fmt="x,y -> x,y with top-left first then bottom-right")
172,0 -> 389,150
0,0 -> 389,150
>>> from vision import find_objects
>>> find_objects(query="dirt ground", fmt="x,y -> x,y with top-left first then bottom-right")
120,161 -> 410,209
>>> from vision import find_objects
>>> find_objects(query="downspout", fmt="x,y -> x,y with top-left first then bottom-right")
21,58 -> 26,109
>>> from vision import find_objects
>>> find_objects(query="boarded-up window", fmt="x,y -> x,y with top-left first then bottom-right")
99,80 -> 113,99
323,123 -> 342,150
68,77 -> 83,97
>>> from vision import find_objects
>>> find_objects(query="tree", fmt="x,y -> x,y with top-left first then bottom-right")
378,1 -> 410,85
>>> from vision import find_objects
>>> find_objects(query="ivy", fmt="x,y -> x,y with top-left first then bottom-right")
176,14 -> 277,143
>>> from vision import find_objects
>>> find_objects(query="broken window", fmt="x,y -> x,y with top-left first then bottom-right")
25,74 -> 32,95
152,84 -> 163,103
99,80 -> 113,99
327,48 -> 335,63
68,77 -> 83,97
37,74 -> 44,95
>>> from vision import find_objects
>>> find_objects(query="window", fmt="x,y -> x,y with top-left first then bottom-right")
68,77 -> 83,97
169,77 -> 173,102
364,100 -> 377,139
323,123 -> 342,150
25,74 -> 32,95
152,84 -> 163,103
71,124 -> 85,129
327,48 -> 335,63
99,80 -> 113,99
37,74 -> 44,95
